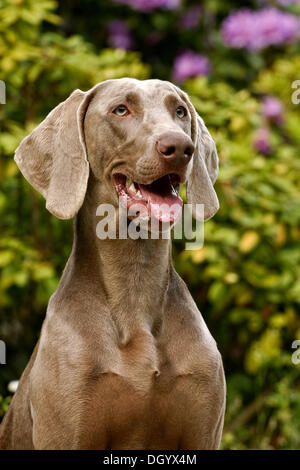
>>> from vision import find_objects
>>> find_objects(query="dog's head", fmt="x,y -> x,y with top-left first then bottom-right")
15,78 -> 219,223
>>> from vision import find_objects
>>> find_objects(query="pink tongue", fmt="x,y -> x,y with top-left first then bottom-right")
139,178 -> 183,223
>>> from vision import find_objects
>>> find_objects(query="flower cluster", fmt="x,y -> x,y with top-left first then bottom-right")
262,96 -> 284,125
179,5 -> 202,29
253,127 -> 272,154
114,0 -> 181,12
277,0 -> 300,4
263,0 -> 300,4
107,20 -> 133,50
253,95 -> 284,154
222,7 -> 299,51
172,50 -> 211,82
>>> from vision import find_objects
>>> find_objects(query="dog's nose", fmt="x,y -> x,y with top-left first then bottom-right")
156,132 -> 194,166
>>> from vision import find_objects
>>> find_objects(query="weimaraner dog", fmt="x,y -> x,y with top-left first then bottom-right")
0,78 -> 225,450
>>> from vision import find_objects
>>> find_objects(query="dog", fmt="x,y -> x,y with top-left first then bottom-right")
0,78 -> 225,449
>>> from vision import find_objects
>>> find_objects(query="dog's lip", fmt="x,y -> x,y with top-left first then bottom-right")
113,172 -> 181,189
112,170 -> 184,186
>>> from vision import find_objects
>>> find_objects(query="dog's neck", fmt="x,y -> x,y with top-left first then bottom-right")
65,175 -> 171,338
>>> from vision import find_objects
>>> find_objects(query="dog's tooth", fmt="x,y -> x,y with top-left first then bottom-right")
136,189 -> 142,198
126,176 -> 132,187
129,183 -> 136,193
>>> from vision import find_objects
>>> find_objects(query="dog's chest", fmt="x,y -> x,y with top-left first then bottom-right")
82,331 -> 200,449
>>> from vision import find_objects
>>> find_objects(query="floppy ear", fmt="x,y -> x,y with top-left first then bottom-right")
14,89 -> 95,219
186,112 -> 219,221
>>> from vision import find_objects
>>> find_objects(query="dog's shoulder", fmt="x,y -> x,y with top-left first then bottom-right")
164,266 -> 224,380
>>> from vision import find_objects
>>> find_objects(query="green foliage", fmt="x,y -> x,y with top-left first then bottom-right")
0,0 -> 300,450
0,395 -> 12,419
0,0 -> 149,392
174,68 -> 300,448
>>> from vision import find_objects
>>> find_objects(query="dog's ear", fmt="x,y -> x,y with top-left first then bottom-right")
186,113 -> 219,220
170,83 -> 219,221
14,88 -> 95,219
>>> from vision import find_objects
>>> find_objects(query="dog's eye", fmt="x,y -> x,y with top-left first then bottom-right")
113,105 -> 130,116
176,106 -> 186,118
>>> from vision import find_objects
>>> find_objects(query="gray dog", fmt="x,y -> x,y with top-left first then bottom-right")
0,78 -> 225,449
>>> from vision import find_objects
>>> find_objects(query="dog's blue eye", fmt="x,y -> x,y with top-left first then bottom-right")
113,105 -> 129,116
176,106 -> 186,118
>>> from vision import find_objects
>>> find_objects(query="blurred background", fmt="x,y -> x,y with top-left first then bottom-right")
0,0 -> 300,449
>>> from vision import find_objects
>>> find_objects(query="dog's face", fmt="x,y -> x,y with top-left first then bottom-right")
14,78 -> 219,224
85,79 -> 195,224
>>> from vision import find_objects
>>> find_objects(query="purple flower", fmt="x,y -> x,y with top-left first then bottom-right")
260,0 -> 300,4
277,0 -> 300,4
180,5 -> 202,29
253,128 -> 272,154
107,20 -> 133,50
172,50 -> 211,82
114,0 -> 181,12
262,96 -> 284,124
162,0 -> 181,8
222,8 -> 300,51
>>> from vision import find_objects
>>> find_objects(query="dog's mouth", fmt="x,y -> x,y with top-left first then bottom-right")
113,173 -> 183,223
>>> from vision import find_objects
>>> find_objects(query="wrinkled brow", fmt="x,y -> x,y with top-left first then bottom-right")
164,93 -> 186,110
104,90 -> 142,110
124,91 -> 142,107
